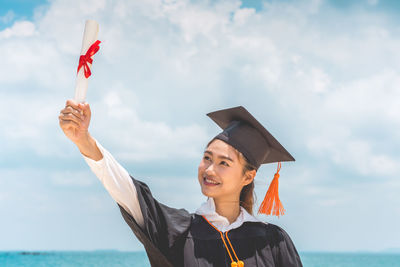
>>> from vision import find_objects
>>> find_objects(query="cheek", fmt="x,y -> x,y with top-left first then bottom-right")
198,159 -> 211,173
198,161 -> 205,172
197,162 -> 205,180
224,169 -> 245,188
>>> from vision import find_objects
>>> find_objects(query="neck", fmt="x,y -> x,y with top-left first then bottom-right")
213,198 -> 241,224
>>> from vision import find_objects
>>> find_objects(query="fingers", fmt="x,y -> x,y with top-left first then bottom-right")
60,106 -> 84,124
59,117 -> 80,128
58,112 -> 80,128
60,100 -> 91,130
65,99 -> 79,109
65,99 -> 84,116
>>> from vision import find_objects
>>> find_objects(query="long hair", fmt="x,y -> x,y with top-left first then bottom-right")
238,153 -> 257,215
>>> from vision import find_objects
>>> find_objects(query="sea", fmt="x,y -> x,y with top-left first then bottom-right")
0,251 -> 399,267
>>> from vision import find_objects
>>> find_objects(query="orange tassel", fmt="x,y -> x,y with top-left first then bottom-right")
258,162 -> 285,217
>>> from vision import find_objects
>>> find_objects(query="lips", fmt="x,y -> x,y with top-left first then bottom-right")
203,175 -> 220,186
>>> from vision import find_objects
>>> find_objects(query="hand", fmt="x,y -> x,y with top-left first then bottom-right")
59,99 -> 91,146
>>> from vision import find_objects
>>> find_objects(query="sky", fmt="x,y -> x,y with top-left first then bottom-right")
0,0 -> 399,253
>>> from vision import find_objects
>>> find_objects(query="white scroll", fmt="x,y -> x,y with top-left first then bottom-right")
74,20 -> 100,103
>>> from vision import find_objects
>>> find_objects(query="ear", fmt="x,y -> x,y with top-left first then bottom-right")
243,169 -> 256,186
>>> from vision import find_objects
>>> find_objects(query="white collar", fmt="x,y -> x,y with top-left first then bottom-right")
195,198 -> 262,232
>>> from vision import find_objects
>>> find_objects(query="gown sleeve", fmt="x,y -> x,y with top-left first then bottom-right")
270,224 -> 303,267
82,138 -> 144,226
118,176 -> 192,267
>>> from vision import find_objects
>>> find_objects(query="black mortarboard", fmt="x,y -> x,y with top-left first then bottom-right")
207,106 -> 295,169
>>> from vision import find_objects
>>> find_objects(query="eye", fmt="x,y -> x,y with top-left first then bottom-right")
203,155 -> 211,161
220,161 -> 229,167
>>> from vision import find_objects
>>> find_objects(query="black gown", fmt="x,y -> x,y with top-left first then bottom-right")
118,176 -> 303,267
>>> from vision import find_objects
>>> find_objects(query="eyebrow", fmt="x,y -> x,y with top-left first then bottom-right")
204,150 -> 234,162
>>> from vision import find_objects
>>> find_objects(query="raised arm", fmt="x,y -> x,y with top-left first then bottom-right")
58,99 -> 144,226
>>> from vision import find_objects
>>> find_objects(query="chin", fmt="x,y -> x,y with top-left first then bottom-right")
200,187 -> 214,198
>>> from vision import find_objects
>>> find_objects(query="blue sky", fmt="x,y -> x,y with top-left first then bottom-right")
0,0 -> 399,252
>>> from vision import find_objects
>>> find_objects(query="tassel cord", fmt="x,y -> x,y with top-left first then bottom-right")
202,216 -> 244,267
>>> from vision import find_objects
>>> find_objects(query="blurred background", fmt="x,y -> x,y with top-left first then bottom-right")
0,0 -> 399,254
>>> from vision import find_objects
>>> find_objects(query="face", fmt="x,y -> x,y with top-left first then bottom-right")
198,139 -> 254,203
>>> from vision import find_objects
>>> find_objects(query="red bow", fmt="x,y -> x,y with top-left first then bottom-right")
77,40 -> 101,78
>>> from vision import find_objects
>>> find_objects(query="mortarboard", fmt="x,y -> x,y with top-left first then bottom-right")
207,106 -> 295,216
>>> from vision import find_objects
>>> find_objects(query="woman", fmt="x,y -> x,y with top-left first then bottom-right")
59,99 -> 303,267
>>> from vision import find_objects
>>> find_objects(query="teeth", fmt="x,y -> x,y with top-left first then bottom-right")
205,178 -> 219,185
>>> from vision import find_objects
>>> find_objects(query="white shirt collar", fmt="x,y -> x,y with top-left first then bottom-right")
195,197 -> 262,232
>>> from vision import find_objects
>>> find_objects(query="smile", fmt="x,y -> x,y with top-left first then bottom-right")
203,176 -> 220,186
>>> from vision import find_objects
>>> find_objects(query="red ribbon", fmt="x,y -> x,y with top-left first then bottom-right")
77,40 -> 101,78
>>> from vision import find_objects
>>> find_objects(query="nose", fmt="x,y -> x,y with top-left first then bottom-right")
205,162 -> 216,175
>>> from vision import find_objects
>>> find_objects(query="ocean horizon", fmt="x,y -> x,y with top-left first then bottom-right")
1,250 -> 399,266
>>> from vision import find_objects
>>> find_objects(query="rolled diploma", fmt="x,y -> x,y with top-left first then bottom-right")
74,20 -> 99,103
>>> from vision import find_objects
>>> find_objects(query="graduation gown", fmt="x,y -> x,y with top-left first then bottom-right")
119,176 -> 303,267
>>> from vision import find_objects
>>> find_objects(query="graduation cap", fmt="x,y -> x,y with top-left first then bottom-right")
207,106 -> 295,216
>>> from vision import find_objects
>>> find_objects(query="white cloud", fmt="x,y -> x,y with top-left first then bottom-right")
91,88 -> 209,161
304,69 -> 400,177
233,7 -> 256,25
0,38 -> 70,85
0,20 -> 36,38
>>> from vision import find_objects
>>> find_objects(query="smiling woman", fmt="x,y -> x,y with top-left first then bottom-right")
59,100 -> 302,267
